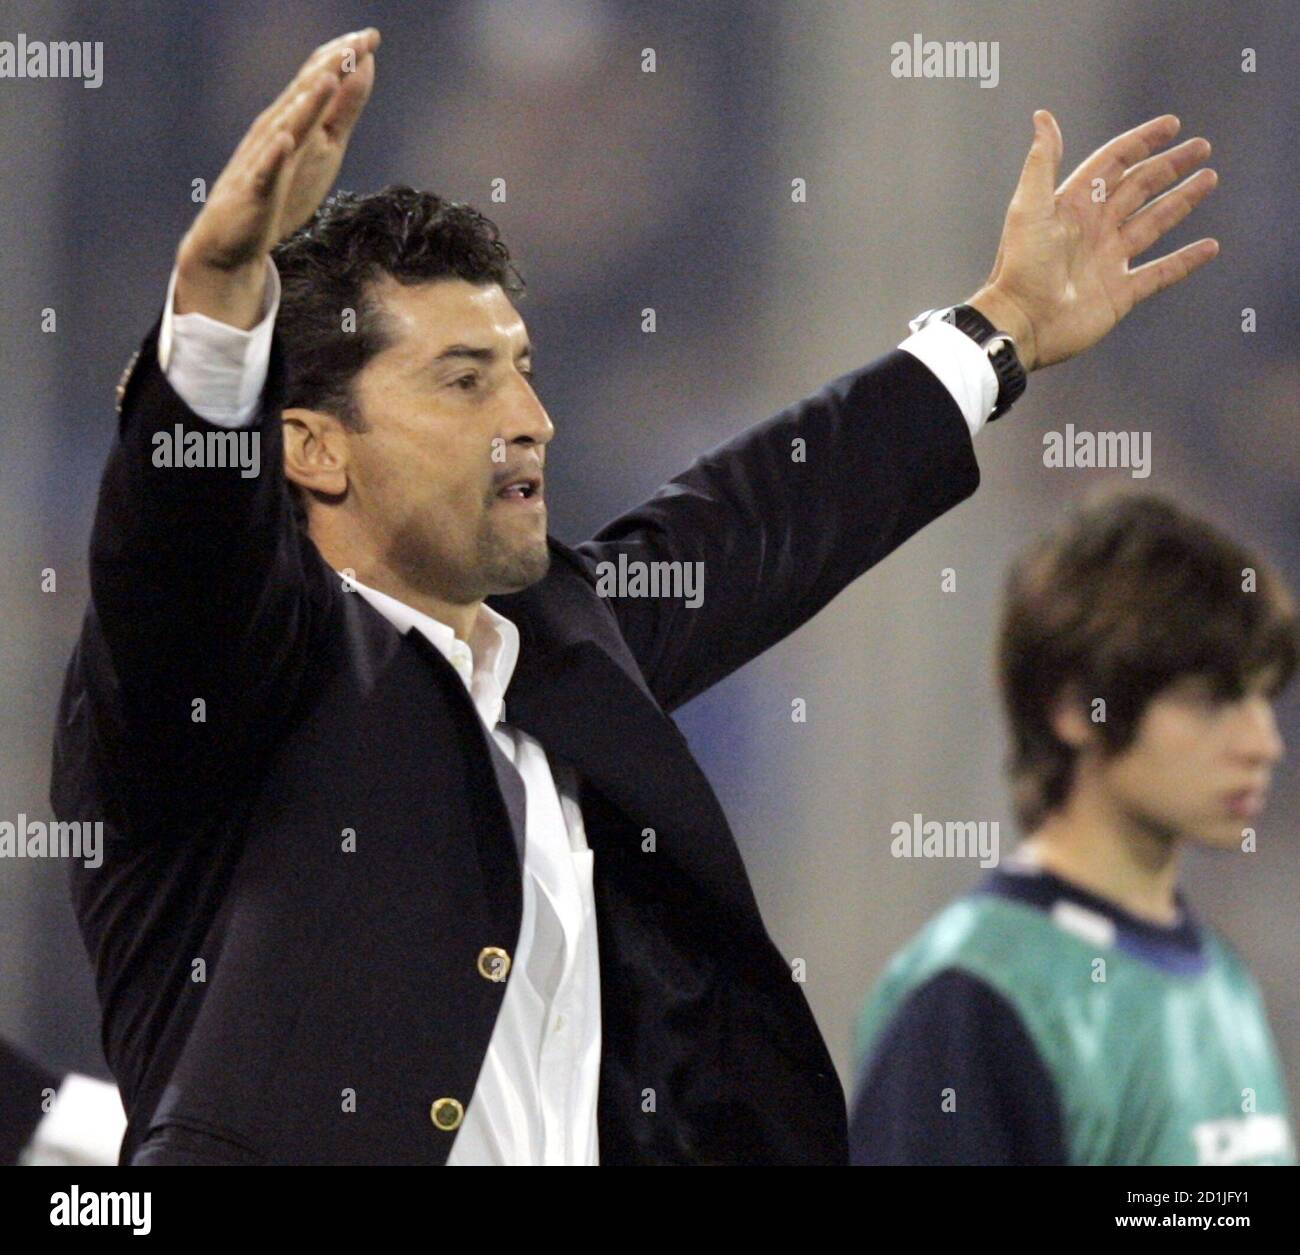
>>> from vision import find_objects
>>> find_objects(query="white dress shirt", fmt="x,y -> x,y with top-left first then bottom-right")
154,255 -> 997,1166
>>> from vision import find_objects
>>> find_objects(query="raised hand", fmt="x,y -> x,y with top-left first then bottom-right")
968,111 -> 1219,371
175,28 -> 381,329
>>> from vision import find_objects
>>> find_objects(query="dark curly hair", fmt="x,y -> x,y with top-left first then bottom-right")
998,492 -> 1298,832
270,186 -> 526,526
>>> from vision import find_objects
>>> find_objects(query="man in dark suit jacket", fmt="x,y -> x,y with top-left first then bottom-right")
49,29 -> 1219,1165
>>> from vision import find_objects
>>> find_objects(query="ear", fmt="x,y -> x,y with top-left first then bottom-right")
1049,685 -> 1097,750
283,407 -> 350,499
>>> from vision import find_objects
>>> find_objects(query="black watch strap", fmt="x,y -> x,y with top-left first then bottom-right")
922,304 -> 1027,422
946,304 -> 1026,421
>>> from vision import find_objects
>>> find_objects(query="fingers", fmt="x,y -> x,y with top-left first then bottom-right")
1127,237 -> 1220,306
178,28 -> 380,295
1108,136 -> 1212,221
1016,109 -> 1064,208
1067,114 -> 1181,194
276,29 -> 380,111
248,129 -> 294,197
241,71 -> 340,195
283,70 -> 343,150
1120,166 -> 1218,258
319,43 -> 377,141
242,30 -> 379,154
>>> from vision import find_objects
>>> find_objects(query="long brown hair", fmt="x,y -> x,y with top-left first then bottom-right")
998,491 -> 1297,831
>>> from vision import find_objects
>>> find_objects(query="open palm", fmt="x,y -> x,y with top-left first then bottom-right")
981,111 -> 1219,370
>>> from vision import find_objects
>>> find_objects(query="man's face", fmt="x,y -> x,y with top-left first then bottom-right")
344,276 -> 553,603
1096,673 -> 1285,849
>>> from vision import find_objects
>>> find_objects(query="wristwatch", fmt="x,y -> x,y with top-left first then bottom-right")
908,304 -> 1027,421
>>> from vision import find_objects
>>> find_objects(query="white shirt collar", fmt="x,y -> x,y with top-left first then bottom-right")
345,575 -> 520,728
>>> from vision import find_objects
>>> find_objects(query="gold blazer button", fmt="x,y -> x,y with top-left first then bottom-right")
477,946 -> 511,982
430,1097 -> 464,1131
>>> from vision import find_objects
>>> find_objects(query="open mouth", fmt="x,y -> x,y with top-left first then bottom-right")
495,474 -> 543,503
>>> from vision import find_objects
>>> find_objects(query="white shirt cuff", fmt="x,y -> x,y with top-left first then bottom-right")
158,255 -> 281,428
897,320 -> 1000,438
21,1073 -> 126,1166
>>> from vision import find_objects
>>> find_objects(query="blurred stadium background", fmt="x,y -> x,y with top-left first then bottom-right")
2,0 -> 1296,1117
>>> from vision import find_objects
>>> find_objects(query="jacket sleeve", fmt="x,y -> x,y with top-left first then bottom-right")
574,349 -> 980,713
848,968 -> 1068,1166
79,316 -> 337,839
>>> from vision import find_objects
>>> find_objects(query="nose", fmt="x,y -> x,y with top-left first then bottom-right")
1234,695 -> 1285,768
502,375 -> 554,452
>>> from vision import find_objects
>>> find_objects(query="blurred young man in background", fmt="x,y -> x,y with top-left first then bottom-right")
850,493 -> 1297,1166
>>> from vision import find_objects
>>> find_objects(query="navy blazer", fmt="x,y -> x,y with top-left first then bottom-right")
51,312 -> 979,1165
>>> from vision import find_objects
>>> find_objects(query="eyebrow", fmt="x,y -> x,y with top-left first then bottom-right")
423,342 -> 534,370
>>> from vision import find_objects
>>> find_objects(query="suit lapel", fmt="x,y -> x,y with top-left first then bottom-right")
502,636 -> 766,927
504,639 -> 705,833
401,625 -> 527,863
380,565 -> 761,929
